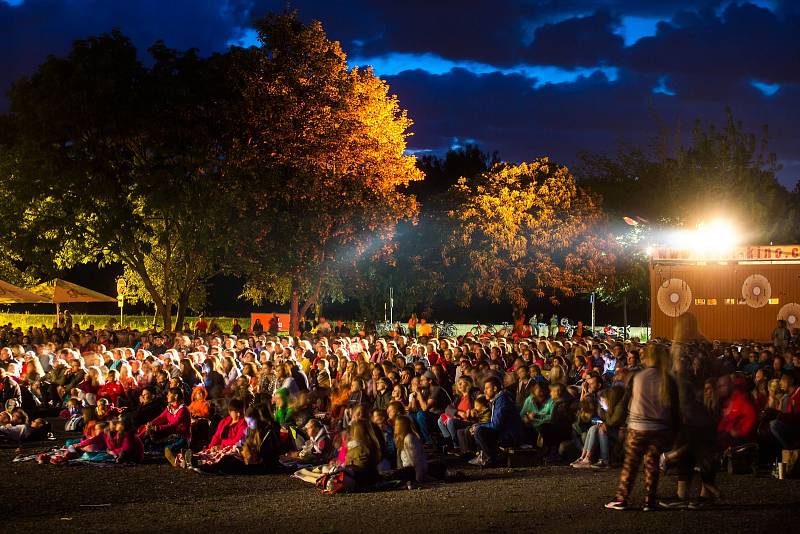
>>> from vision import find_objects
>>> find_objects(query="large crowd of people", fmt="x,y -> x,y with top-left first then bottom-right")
1,313 -> 799,507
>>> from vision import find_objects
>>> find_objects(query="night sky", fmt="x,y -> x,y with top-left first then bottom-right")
2,0 -> 799,188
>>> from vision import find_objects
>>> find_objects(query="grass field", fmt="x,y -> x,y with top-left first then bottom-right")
0,313 -> 247,333
0,313 -> 649,340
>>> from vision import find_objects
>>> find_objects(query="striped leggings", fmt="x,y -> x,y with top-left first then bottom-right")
615,429 -> 671,505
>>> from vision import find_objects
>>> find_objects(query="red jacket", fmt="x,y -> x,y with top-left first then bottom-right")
98,381 -> 125,405
718,389 -> 757,440
208,415 -> 248,449
143,403 -> 191,439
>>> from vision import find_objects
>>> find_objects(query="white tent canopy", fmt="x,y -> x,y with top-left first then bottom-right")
0,279 -> 50,304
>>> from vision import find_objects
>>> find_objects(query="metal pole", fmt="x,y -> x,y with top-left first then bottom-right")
590,292 -> 595,336
390,287 -> 394,325
120,296 -> 124,326
56,302 -> 60,327
623,294 -> 628,340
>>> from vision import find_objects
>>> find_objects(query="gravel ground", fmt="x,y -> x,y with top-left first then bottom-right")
2,435 -> 799,533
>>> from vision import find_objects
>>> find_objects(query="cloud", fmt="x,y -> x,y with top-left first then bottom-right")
524,10 -> 624,67
623,2 -> 800,85
385,66 -> 800,188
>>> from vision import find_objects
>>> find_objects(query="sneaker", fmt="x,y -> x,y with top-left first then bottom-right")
688,497 -> 715,510
572,458 -> 592,469
570,457 -> 590,468
658,499 -> 688,510
642,502 -> 658,512
591,459 -> 609,470
468,453 -> 486,466
604,500 -> 628,511
164,447 -> 178,467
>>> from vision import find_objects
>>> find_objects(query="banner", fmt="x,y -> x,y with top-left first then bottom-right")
651,245 -> 800,262
250,312 -> 290,334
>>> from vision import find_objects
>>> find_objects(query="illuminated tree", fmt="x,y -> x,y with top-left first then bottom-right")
442,158 -> 615,314
232,12 -> 422,334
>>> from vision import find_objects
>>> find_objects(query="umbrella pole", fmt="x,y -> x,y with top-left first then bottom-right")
56,302 -> 60,327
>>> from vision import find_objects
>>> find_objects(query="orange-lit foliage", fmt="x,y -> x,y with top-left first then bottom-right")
233,12 -> 422,333
443,158 -> 616,311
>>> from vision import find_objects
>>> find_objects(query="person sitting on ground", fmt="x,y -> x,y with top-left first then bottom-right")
106,416 -> 144,463
98,369 -> 125,406
0,408 -> 49,444
82,398 -> 121,439
131,387 -> 165,429
716,374 -> 757,449
295,418 -> 332,464
571,385 -> 625,469
188,385 -> 211,419
61,397 -> 84,432
138,386 -> 191,456
520,382 -> 553,442
372,409 -> 396,465
345,418 -> 383,488
393,414 -> 429,486
169,398 -> 247,469
42,421 -> 110,465
468,376 -> 524,467
770,370 -> 800,449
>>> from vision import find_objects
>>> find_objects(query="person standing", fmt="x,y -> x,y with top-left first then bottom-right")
407,314 -> 418,338
606,344 -> 680,511
772,320 -> 791,353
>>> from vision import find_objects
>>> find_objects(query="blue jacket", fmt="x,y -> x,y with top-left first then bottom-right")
478,390 -> 524,444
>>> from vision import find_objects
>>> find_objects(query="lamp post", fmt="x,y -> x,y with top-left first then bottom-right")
116,277 -> 126,327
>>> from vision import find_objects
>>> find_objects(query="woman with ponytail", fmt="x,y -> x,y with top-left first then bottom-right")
606,344 -> 680,511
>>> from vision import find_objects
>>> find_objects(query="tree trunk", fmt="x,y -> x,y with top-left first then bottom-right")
161,298 -> 172,333
175,292 -> 190,334
289,280 -> 300,336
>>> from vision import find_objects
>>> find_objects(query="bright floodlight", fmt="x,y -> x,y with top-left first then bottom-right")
689,219 -> 739,254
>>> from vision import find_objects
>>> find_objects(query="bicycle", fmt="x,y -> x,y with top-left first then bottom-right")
433,321 -> 456,338
470,322 -> 489,336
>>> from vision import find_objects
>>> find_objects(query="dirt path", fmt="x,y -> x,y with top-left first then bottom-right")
2,444 -> 798,533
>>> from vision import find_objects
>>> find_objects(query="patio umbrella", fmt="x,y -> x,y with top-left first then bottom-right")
29,279 -> 117,325
0,279 -> 51,304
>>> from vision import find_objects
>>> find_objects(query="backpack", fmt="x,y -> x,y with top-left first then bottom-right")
315,467 -> 356,494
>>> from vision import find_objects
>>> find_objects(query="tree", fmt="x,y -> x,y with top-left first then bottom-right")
347,146 -> 500,321
579,109 -> 798,242
0,32 -> 240,330
413,144 -> 500,201
231,12 -> 422,334
442,158 -> 616,315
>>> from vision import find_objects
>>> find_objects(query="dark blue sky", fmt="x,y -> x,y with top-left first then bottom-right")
2,0 -> 798,187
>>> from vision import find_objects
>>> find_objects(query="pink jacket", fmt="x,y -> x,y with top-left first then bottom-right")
107,431 -> 144,462
146,403 -> 191,438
